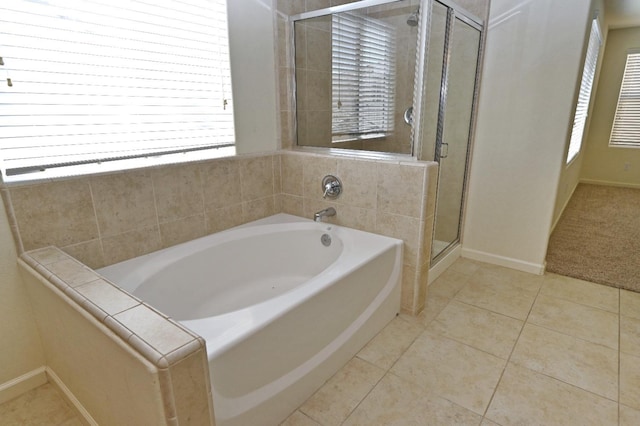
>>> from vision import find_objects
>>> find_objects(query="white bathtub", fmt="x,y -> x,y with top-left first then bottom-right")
99,213 -> 402,426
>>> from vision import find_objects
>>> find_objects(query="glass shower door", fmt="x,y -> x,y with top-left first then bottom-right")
429,4 -> 482,262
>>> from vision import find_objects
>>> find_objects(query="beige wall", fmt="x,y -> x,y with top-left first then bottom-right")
552,0 -> 607,228
580,26 -> 640,188
0,203 -> 44,387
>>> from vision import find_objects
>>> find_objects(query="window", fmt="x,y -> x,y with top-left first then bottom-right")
610,52 -> 640,147
566,17 -> 602,164
0,0 -> 234,182
331,12 -> 395,142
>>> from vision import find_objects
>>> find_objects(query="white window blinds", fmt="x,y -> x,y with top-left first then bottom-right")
610,52 -> 640,147
0,0 -> 234,181
567,17 -> 602,164
331,12 -> 395,142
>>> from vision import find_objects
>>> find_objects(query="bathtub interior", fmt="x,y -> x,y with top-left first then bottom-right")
101,224 -> 344,320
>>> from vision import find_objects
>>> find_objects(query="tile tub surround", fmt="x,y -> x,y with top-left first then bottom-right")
1,153 -> 283,269
2,150 -> 438,315
19,246 -> 214,425
279,150 -> 438,315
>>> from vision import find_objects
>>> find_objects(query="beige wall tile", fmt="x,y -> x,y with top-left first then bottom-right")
510,324 -> 618,400
343,373 -> 481,426
152,164 -> 204,223
282,154 -> 305,196
416,261 -> 429,313
281,110 -> 295,150
401,264 -> 416,313
391,332 -> 505,414
304,111 -> 332,146
242,196 -> 276,223
159,214 -> 207,248
280,194 -> 305,217
205,204 -> 244,234
202,158 -> 242,210
375,212 -> 420,267
528,294 -> 619,350
239,155 -> 275,202
487,363 -> 617,425
428,300 -> 523,360
10,180 -> 99,250
332,205 -> 376,234
300,357 -> 385,426
102,226 -> 162,266
61,239 -> 105,270
419,215 -> 434,266
302,156 -> 338,200
91,170 -> 157,237
376,163 -> 424,218
302,198 -> 336,223
336,159 -> 377,210
169,349 -> 214,425
273,155 -> 282,194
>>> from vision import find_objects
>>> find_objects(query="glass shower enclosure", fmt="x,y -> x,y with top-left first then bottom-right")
418,0 -> 483,265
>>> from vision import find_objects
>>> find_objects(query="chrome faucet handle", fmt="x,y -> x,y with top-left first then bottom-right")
321,175 -> 342,199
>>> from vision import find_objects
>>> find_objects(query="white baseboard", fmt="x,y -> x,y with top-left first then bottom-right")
461,247 -> 545,275
429,244 -> 462,284
46,368 -> 98,426
0,367 -> 47,405
579,178 -> 640,189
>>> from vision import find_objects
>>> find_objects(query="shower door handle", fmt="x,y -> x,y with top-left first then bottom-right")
403,106 -> 413,125
439,142 -> 449,159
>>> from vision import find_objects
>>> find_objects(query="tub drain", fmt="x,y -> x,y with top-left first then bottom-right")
321,233 -> 332,247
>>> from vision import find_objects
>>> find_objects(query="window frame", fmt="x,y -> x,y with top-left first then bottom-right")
566,16 -> 602,165
608,50 -> 640,149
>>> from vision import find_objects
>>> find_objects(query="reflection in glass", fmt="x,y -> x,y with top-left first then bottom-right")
331,13 -> 396,143
294,3 -> 419,154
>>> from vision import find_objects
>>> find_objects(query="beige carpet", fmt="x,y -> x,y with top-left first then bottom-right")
546,183 -> 640,292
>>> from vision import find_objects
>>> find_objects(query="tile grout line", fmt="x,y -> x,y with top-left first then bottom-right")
342,313 -> 433,425
479,274 -> 545,422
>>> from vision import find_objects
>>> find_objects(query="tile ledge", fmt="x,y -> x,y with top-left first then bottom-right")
21,246 -> 204,368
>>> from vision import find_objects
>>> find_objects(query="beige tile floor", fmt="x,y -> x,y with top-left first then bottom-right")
4,258 -> 640,425
0,383 -> 82,425
282,258 -> 640,426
